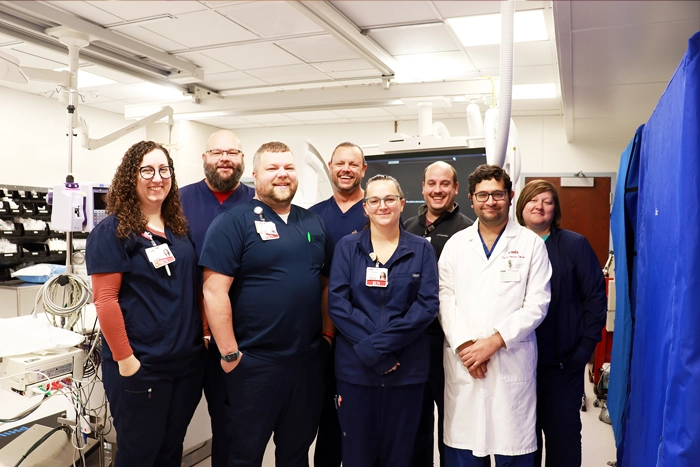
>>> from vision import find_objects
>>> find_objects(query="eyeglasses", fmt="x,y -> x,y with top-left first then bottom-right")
473,190 -> 508,202
365,195 -> 402,209
207,149 -> 242,158
140,166 -> 173,180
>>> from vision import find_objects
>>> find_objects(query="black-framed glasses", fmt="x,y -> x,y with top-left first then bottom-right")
139,166 -> 173,180
473,190 -> 508,202
207,149 -> 242,158
365,195 -> 402,209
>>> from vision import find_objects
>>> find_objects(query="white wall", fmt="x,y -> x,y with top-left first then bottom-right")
0,86 -> 147,188
1,82 -> 630,189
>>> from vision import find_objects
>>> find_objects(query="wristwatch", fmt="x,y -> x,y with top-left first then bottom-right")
221,350 -> 240,362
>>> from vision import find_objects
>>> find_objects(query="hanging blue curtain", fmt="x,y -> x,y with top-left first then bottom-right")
612,31 -> 700,467
608,124 -> 642,463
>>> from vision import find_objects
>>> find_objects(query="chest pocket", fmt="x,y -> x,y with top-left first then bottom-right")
495,256 -> 527,299
390,272 -> 421,309
308,234 -> 326,267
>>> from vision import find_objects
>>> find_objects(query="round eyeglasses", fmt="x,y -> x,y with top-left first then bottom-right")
139,166 -> 173,180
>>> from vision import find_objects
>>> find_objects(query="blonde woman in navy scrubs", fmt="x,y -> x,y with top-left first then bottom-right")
87,141 -> 207,467
329,174 -> 439,467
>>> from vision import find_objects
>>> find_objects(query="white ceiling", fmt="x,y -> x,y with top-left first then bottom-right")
0,1 -> 698,142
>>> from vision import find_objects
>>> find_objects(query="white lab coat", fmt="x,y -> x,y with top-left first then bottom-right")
438,219 -> 551,456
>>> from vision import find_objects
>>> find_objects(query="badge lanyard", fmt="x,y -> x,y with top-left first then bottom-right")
142,231 -> 174,276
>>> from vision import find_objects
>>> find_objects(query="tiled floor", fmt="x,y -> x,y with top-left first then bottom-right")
193,365 -> 617,467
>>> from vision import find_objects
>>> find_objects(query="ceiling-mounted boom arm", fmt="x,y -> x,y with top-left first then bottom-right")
80,106 -> 174,151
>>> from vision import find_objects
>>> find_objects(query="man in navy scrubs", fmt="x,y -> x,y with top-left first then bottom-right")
180,129 -> 254,467
309,142 -> 368,467
404,161 -> 473,467
201,141 -> 334,467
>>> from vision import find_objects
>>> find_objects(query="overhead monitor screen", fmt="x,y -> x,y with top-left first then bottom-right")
364,148 -> 487,221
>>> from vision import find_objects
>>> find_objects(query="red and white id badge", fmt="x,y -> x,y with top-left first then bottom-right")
366,267 -> 388,287
255,221 -> 280,241
145,244 -> 175,269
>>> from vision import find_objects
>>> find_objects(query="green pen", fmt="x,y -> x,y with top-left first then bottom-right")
307,232 -> 311,242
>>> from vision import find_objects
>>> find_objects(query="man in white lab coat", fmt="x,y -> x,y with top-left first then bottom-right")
438,164 -> 551,467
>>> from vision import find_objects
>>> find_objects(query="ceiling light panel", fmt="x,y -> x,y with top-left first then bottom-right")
201,43 -> 302,71
139,10 -> 258,49
85,1 -> 206,22
512,83 -> 556,99
368,24 -> 460,56
217,2 -> 324,38
275,36 -> 360,62
54,68 -> 116,87
52,2 -> 124,25
331,1 -> 440,29
448,9 -> 548,47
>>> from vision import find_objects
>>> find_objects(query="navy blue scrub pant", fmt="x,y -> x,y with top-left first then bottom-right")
203,340 -> 229,467
336,380 -> 424,467
444,447 -> 534,467
413,332 -> 446,467
534,363 -> 585,467
222,347 -> 325,467
314,345 -> 342,467
103,354 -> 206,467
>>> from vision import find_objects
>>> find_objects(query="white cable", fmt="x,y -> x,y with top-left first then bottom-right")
33,273 -> 93,329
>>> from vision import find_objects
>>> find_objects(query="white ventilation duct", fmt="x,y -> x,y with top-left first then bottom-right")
487,0 -> 515,167
432,121 -> 451,139
466,103 -> 484,148
418,102 -> 433,137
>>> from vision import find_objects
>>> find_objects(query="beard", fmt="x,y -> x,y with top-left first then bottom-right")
204,160 -> 244,192
257,179 -> 299,206
332,172 -> 361,194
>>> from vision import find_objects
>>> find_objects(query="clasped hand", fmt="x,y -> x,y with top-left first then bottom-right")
456,334 -> 504,380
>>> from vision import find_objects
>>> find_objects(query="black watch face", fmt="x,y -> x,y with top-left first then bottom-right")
222,352 -> 239,362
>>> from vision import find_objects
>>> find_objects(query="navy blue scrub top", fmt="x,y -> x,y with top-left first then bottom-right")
180,180 -> 255,256
199,200 -> 334,361
86,215 -> 203,368
309,196 -> 367,245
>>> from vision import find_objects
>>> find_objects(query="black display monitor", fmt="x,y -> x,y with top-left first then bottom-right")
364,148 -> 487,221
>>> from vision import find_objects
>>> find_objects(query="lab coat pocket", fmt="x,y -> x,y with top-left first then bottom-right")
443,345 -> 473,385
499,340 -> 536,383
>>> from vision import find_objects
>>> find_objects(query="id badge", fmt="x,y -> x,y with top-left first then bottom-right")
500,269 -> 520,282
145,244 -> 176,269
255,221 -> 280,241
366,267 -> 388,287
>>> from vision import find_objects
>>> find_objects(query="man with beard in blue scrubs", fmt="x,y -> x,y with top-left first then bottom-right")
180,129 -> 254,467
201,141 -> 334,467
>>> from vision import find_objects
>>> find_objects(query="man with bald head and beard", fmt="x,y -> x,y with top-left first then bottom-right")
180,129 -> 254,467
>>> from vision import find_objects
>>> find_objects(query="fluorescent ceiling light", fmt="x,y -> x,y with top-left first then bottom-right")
448,9 -> 548,47
512,83 -> 556,100
55,68 -> 116,87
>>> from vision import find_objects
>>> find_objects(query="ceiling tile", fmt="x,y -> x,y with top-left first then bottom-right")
140,10 -> 259,49
571,1 -> 700,30
0,32 -> 21,44
201,43 -> 303,71
7,45 -> 69,69
52,2 -> 125,24
433,1 -> 547,19
369,24 -> 460,55
331,1 -> 439,28
511,65 -> 556,85
217,2 -> 325,38
326,69 -> 382,80
188,115 -> 251,126
204,71 -> 267,90
246,64 -> 330,85
275,35 -> 360,62
513,41 -> 554,67
79,64 -> 144,84
176,51 -> 235,74
114,26 -> 188,52
85,1 -> 207,22
349,115 -> 400,123
312,59 -> 375,73
263,120 -> 306,127
394,51 -> 478,81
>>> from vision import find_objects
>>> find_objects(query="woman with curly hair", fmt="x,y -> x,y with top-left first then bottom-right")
86,141 -> 208,467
